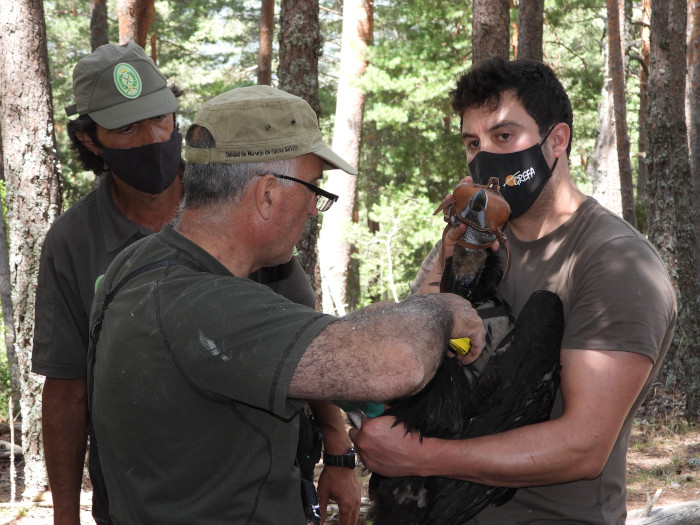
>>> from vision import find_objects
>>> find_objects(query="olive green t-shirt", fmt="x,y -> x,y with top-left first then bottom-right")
88,224 -> 336,525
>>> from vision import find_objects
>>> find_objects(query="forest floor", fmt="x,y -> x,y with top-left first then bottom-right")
0,385 -> 696,524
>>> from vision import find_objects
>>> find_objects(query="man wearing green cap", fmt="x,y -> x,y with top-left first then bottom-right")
33,44 -> 352,525
86,85 -> 487,524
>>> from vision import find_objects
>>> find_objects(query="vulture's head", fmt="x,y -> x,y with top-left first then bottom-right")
436,178 -> 510,300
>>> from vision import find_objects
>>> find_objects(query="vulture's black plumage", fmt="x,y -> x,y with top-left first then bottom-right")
366,181 -> 565,525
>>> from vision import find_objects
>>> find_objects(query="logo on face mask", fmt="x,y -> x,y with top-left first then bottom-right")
467,125 -> 559,219
504,167 -> 536,187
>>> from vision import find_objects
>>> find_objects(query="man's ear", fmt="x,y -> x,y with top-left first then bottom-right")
254,173 -> 277,220
551,122 -> 570,159
76,131 -> 101,155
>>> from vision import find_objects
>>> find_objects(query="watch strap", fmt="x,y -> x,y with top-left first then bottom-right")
322,447 -> 357,469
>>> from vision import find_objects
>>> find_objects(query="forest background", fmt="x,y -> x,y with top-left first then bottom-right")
0,0 -> 698,516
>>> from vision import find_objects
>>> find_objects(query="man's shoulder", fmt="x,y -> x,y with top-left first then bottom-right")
47,187 -> 100,235
573,198 -> 658,255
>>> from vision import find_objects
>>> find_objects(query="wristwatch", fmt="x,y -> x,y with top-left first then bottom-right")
323,447 -> 358,469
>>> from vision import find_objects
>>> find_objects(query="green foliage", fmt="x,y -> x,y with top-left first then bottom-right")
543,1 -> 606,185
358,0 -> 472,206
0,347 -> 12,421
347,185 -> 438,306
41,0 -> 628,312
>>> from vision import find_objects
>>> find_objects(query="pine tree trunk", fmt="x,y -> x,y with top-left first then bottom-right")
319,0 -> 372,315
0,140 -> 20,399
0,0 -> 63,496
117,0 -> 155,49
472,0 -> 510,63
517,0 -> 543,61
257,0 -> 275,86
278,0 -> 323,309
688,0 -> 700,290
647,0 -> 700,418
589,47 -> 623,217
636,0 -> 650,229
606,0 -> 636,227
90,0 -> 109,51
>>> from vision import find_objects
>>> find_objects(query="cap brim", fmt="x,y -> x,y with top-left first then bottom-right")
88,86 -> 178,129
313,144 -> 358,175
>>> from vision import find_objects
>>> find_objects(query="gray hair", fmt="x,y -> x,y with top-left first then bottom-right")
178,124 -> 298,217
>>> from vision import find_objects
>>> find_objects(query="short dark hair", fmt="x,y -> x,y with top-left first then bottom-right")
451,57 -> 573,155
66,83 -> 185,174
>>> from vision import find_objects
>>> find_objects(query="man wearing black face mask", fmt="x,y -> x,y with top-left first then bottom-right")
350,57 -> 676,524
33,43 -> 360,525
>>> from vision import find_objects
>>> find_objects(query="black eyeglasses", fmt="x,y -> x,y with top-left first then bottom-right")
269,173 -> 339,212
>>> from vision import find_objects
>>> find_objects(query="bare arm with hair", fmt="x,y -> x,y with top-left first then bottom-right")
289,293 -> 485,401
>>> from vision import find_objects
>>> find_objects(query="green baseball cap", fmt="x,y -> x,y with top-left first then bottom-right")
65,42 -> 178,130
185,86 -> 357,175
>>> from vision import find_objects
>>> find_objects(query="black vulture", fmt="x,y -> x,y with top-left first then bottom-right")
366,179 -> 565,525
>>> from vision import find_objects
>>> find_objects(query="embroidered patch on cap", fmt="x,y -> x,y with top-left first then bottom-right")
113,63 -> 142,99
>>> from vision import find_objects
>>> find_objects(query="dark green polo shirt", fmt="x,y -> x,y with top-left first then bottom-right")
33,174 -> 151,379
88,225 -> 335,524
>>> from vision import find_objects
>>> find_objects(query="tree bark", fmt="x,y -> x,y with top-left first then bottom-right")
319,0 -> 372,315
472,0 -> 510,63
0,0 -> 63,496
278,0 -> 323,309
258,0 -> 274,85
589,46 -> 623,217
647,0 -> 699,418
117,0 -> 155,49
636,0 -> 651,227
0,136 -> 19,399
517,0 -> 544,62
606,0 -> 636,227
688,0 -> 700,290
90,0 -> 109,51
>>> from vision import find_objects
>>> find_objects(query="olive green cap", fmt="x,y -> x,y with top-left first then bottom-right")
65,42 -> 177,130
185,86 -> 357,175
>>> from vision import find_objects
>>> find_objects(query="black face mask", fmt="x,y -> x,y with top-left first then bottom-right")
467,128 -> 558,219
101,129 -> 182,194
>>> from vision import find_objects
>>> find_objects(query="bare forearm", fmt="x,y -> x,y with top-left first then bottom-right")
42,377 -> 88,524
418,419 -> 599,487
291,293 -> 482,401
308,400 -> 353,454
352,415 -> 605,488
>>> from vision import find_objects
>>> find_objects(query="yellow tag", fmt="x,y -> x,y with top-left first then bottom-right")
449,337 -> 471,355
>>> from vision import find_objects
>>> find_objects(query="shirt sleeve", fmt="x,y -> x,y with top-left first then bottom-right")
562,235 -> 676,362
162,276 -> 337,417
32,226 -> 93,379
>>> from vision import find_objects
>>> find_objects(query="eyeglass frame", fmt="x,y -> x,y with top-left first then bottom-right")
266,172 -> 339,212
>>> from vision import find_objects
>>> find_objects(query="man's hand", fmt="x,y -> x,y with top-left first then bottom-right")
317,465 -> 361,525
308,401 -> 362,524
438,293 -> 486,364
348,414 -> 427,478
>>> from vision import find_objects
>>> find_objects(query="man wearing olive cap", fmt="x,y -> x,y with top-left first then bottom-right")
86,85 -> 487,524
32,45 -> 328,524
